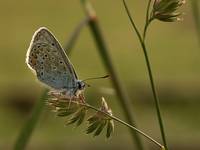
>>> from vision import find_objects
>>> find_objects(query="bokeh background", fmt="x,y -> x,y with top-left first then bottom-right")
0,0 -> 200,150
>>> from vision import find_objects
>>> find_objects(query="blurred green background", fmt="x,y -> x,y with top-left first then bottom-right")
0,0 -> 200,150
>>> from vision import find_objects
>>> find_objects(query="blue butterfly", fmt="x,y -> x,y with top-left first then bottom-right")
26,27 -> 85,99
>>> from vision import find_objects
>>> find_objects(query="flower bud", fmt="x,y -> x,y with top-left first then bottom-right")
152,0 -> 185,22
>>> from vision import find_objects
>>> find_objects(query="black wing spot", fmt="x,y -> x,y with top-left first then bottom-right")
52,43 -> 55,46
60,61 -> 63,64
38,45 -> 41,48
41,72 -> 44,76
45,54 -> 48,57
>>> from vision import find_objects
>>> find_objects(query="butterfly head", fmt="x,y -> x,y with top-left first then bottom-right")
77,80 -> 86,90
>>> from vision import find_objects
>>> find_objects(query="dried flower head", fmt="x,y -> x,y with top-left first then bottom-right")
47,92 -> 114,138
86,97 -> 114,138
152,0 -> 186,22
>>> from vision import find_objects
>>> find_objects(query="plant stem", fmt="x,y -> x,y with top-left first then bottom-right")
14,89 -> 48,150
80,1 -> 144,150
191,0 -> 200,45
54,98 -> 163,149
122,0 -> 168,150
85,103 -> 163,149
140,42 -> 168,150
64,16 -> 90,54
14,18 -> 87,150
143,18 -> 153,41
143,0 -> 152,40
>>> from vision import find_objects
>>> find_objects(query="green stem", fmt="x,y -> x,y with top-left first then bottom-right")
14,18 -> 88,150
146,0 -> 151,23
191,0 -> 200,45
64,16 -> 90,54
140,42 -> 168,150
122,0 -> 168,150
122,0 -> 143,43
143,18 -> 153,41
80,1 -> 144,150
14,89 -> 48,150
143,0 -> 152,40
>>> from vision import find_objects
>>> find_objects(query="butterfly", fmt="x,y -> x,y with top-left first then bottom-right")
26,27 -> 86,99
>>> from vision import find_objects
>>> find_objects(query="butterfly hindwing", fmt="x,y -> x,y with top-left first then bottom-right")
26,27 -> 77,90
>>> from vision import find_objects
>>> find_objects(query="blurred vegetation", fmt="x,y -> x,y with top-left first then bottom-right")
0,0 -> 200,150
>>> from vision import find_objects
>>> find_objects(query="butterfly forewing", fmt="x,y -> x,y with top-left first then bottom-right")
26,27 -> 78,90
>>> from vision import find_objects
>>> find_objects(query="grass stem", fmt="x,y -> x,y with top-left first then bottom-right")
14,89 -> 48,150
85,104 -> 163,149
191,0 -> 200,45
80,0 -> 144,150
122,0 -> 168,149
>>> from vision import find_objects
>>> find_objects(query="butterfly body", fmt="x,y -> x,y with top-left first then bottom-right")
26,27 -> 85,99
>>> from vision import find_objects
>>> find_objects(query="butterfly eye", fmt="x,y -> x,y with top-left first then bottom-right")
77,82 -> 81,89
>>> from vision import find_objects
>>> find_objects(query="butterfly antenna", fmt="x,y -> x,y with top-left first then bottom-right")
82,75 -> 109,82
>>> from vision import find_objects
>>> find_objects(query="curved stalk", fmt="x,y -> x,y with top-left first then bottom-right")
191,0 -> 200,45
143,18 -> 154,41
85,103 -> 164,149
143,0 -> 152,40
122,0 -> 168,150
55,98 -> 164,149
80,0 -> 144,150
146,0 -> 152,24
14,90 -> 48,150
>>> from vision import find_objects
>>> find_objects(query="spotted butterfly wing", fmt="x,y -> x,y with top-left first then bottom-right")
26,27 -> 78,90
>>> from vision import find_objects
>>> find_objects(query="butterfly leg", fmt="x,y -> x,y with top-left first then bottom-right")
79,94 -> 85,104
67,89 -> 75,109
